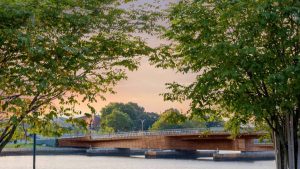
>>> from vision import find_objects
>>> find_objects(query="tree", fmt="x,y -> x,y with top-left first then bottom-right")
151,108 -> 186,130
0,0 -> 157,152
100,102 -> 159,131
142,112 -> 160,130
150,1 -> 300,169
181,114 -> 208,129
101,109 -> 133,132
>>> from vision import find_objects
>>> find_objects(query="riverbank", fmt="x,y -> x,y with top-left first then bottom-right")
1,147 -> 86,156
0,148 -> 275,161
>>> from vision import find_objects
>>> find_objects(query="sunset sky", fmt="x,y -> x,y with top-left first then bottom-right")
78,0 -> 196,114
83,38 -> 196,114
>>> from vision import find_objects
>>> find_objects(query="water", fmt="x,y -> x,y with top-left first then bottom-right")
0,155 -> 275,169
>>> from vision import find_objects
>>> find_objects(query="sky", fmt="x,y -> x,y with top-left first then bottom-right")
78,0 -> 197,114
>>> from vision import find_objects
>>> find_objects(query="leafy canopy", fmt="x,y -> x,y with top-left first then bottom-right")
100,102 -> 159,131
0,0 -> 158,145
151,108 -> 186,130
150,0 -> 300,134
101,109 -> 133,132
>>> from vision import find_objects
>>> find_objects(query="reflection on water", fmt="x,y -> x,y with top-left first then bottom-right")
1,155 -> 275,169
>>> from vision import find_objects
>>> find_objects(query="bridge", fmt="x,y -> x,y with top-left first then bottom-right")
58,128 -> 274,152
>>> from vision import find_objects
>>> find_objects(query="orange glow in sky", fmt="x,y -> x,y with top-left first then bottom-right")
76,0 -> 196,114
79,34 -> 196,114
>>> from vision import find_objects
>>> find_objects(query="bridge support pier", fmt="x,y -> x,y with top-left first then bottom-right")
145,149 -> 203,159
117,148 -> 131,156
213,151 -> 275,161
175,150 -> 199,159
86,148 -> 130,157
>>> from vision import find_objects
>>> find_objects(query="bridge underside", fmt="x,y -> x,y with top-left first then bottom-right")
58,133 -> 273,151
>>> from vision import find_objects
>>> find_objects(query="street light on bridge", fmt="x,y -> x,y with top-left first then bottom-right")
140,119 -> 145,132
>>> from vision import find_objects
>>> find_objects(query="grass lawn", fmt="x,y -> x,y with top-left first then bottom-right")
5,143 -> 48,149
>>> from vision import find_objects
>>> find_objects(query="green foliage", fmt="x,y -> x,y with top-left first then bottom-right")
150,108 -> 217,130
151,2 -> 300,167
151,108 -> 186,130
101,102 -> 146,122
181,115 -> 207,128
4,143 -> 46,149
101,109 -> 133,132
100,102 -> 159,131
0,0 -> 158,149
143,112 -> 160,130
151,0 -> 300,135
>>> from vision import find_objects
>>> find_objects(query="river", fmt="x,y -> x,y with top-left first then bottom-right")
0,155 -> 275,169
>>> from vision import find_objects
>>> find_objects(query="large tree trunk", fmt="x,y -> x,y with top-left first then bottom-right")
0,112 -> 28,153
297,138 -> 300,168
274,131 -> 288,169
287,113 -> 295,169
0,124 -> 17,153
274,112 -> 299,169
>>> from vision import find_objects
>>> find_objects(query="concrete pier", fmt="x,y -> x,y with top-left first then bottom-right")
145,150 -> 216,159
86,148 -> 131,157
213,151 -> 275,161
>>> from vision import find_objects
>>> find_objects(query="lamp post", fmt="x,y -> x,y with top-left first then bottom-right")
140,119 -> 145,132
33,133 -> 36,169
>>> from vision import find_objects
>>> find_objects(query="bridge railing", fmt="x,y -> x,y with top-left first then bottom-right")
60,127 -> 259,139
90,127 -> 225,139
60,133 -> 86,138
